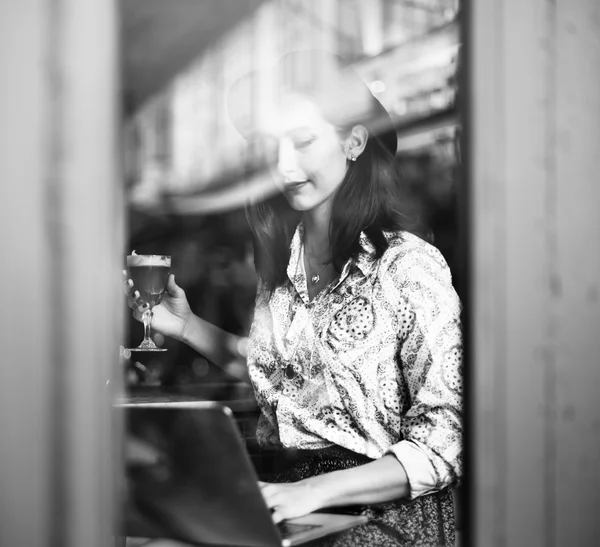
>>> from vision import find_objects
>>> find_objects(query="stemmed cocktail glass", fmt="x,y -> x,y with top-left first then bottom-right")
126,254 -> 171,352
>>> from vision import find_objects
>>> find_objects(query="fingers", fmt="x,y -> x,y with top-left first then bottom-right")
259,483 -> 284,513
271,509 -> 285,525
127,291 -> 147,312
122,271 -> 134,297
124,272 -> 183,307
166,273 -> 184,297
131,304 -> 148,322
258,481 -> 319,524
123,270 -> 144,312
125,286 -> 147,315
259,482 -> 274,506
260,483 -> 284,524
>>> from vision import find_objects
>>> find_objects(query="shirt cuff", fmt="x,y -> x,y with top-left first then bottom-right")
386,440 -> 438,500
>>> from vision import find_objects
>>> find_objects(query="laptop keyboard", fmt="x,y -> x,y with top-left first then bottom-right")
277,521 -> 320,539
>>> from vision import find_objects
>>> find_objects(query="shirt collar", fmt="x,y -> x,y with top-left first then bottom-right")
287,223 -> 378,288
354,231 -> 378,278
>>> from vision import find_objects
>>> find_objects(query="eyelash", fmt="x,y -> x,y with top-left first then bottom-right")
294,138 -> 315,149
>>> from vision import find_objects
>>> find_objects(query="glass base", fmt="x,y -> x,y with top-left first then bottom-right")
127,339 -> 167,352
127,347 -> 167,352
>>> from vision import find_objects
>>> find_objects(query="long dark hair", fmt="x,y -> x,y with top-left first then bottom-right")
245,131 -> 429,292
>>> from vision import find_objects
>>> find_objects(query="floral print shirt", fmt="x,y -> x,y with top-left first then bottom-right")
246,224 -> 463,498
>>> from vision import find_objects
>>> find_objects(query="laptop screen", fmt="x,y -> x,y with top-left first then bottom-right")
118,402 -> 281,547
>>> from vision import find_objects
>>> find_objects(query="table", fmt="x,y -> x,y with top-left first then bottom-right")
115,382 -> 258,413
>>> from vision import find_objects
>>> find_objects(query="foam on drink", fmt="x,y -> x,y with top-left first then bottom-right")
127,254 -> 171,307
126,254 -> 171,268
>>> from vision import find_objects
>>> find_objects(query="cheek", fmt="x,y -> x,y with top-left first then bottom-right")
325,158 -> 348,187
325,157 -> 348,189
308,146 -> 347,187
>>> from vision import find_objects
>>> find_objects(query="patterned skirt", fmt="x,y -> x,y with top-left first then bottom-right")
262,446 -> 455,547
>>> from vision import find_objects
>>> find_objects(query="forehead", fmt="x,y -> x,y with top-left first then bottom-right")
260,93 -> 332,136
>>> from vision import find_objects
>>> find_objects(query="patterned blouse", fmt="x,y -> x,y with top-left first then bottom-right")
246,224 -> 463,498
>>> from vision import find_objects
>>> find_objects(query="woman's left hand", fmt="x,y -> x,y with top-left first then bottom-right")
259,480 -> 327,524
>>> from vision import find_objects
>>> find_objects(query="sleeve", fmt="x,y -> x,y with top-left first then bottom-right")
382,241 -> 463,499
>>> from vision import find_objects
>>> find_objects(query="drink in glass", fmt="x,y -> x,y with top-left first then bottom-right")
126,254 -> 171,351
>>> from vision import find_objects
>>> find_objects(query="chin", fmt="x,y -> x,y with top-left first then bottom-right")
283,195 -> 317,212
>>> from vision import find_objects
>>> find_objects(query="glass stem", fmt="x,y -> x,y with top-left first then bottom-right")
142,308 -> 153,343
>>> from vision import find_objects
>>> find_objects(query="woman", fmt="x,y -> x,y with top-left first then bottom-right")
126,52 -> 463,546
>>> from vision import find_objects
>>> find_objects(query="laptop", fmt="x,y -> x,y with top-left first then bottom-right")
117,401 -> 368,547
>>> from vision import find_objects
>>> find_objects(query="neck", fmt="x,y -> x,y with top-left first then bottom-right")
302,204 -> 331,259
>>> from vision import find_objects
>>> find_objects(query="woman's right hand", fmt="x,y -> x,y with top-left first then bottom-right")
123,272 -> 194,342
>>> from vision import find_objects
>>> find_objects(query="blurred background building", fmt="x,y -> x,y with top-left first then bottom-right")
126,0 -> 459,209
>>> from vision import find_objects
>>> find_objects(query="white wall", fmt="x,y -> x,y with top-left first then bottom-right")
469,0 -> 600,545
0,1 -> 123,546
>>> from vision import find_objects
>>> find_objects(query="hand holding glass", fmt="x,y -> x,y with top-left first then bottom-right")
126,254 -> 171,351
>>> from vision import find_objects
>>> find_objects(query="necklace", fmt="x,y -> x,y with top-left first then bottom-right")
305,251 -> 328,284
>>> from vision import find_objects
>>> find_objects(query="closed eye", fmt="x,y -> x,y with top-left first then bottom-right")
294,137 -> 315,149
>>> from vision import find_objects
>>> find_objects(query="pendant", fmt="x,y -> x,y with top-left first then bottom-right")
284,364 -> 295,379
311,274 -> 320,284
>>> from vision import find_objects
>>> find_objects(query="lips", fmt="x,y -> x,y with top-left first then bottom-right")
283,180 -> 310,190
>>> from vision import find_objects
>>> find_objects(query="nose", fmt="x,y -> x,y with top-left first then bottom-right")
276,139 -> 299,181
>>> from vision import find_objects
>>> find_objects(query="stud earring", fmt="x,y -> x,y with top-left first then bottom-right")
350,154 -> 356,162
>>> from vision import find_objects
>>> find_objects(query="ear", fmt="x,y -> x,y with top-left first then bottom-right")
344,124 -> 368,161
